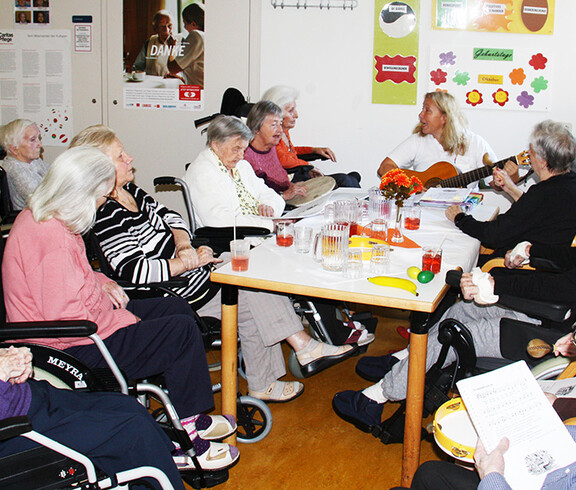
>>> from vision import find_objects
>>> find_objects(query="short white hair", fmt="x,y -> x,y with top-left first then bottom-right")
28,146 -> 115,235
261,85 -> 299,110
0,119 -> 37,155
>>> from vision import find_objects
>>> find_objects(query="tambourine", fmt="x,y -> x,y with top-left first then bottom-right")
433,397 -> 478,463
284,176 -> 336,207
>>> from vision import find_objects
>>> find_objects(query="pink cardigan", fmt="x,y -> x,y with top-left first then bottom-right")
2,209 -> 137,350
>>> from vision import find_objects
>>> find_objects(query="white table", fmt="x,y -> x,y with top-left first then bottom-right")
210,192 -> 505,484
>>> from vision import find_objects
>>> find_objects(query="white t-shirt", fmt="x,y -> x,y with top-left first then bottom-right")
388,132 -> 497,175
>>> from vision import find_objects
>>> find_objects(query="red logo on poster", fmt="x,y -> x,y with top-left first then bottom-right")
179,85 -> 201,101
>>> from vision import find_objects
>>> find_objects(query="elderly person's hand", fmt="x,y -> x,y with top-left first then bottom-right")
309,167 -> 324,178
176,247 -> 200,271
446,204 -> 464,223
257,204 -> 275,217
474,437 -> 509,480
282,183 -> 307,201
0,346 -> 33,384
102,281 -> 129,309
492,167 -> 523,201
311,146 -> 337,162
554,332 -> 576,358
196,246 -> 222,267
504,242 -> 532,269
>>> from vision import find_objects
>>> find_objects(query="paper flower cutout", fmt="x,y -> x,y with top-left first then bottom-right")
453,71 -> 470,86
509,68 -> 526,85
466,90 -> 483,107
492,89 -> 509,107
531,76 -> 549,93
430,69 -> 448,85
529,53 -> 548,70
517,91 -> 534,109
439,51 -> 456,66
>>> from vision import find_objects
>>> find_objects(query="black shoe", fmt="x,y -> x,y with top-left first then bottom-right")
297,344 -> 358,378
332,390 -> 384,432
355,354 -> 399,382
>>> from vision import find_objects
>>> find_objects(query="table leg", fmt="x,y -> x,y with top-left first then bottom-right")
401,330 -> 428,486
221,285 -> 238,445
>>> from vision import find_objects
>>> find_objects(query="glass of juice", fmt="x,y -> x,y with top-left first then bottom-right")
276,221 -> 294,247
230,239 -> 250,272
404,204 -> 421,231
422,246 -> 442,274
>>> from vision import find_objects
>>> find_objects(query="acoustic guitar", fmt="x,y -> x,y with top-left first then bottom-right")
402,151 -> 531,188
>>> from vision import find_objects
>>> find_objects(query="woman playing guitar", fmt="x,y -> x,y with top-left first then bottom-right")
377,91 -> 518,188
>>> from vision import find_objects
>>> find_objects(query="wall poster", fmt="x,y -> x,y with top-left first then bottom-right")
433,0 -> 555,35
0,29 -> 73,145
123,1 -> 204,111
427,45 -> 552,112
372,0 -> 420,105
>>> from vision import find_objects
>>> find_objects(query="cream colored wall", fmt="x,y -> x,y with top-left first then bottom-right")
257,0 -> 576,188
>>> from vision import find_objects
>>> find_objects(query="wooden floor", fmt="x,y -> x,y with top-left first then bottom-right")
191,306 -> 447,490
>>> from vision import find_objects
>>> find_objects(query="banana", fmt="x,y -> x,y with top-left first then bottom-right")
368,276 -> 418,296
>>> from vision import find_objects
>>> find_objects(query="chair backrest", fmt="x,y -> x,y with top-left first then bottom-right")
0,167 -> 15,225
0,234 -> 6,325
153,176 -> 197,233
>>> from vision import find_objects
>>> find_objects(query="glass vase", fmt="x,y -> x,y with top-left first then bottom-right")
391,202 -> 404,243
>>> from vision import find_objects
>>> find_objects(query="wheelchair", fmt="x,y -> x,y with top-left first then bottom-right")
370,268 -> 574,446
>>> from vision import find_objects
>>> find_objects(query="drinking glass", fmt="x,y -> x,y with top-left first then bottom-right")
343,248 -> 364,279
230,239 -> 250,272
369,243 -> 391,275
422,246 -> 442,274
275,221 -> 294,247
294,226 -> 313,254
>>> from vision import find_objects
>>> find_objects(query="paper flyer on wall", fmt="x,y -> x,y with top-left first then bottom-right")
122,0 -> 204,111
457,361 -> 576,489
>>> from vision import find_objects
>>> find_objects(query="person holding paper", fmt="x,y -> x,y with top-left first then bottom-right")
377,92 -> 504,185
446,120 -> 576,260
333,239 -> 576,434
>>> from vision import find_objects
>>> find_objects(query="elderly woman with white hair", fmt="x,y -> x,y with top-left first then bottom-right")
73,123 -> 355,405
0,119 -> 49,210
2,146 -> 239,471
261,85 -> 361,188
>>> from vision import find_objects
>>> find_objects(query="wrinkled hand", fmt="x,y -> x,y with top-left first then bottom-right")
460,272 -> 479,300
177,247 -> 200,271
475,437 -> 509,480
504,243 -> 531,269
309,167 -> 324,178
445,204 -> 463,223
554,332 -> 576,358
197,246 -> 222,267
492,167 -> 522,201
282,183 -> 307,201
311,147 -> 337,162
0,346 -> 33,384
102,281 -> 129,309
257,204 -> 275,217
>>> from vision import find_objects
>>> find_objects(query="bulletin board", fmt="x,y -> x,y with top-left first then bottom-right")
433,0 -> 555,35
427,45 -> 552,111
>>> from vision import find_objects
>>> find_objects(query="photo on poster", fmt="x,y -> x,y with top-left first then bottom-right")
122,0 -> 204,111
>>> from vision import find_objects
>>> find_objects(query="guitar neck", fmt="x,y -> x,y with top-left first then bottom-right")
439,155 -> 518,188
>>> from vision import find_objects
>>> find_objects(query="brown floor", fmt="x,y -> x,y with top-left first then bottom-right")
190,306 -> 447,490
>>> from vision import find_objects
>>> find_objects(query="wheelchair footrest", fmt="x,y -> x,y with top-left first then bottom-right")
181,468 -> 229,489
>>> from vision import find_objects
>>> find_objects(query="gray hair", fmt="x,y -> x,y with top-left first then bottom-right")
206,116 -> 252,146
261,85 -> 299,110
28,146 -> 115,235
69,124 -> 117,152
0,119 -> 37,154
152,10 -> 174,29
246,101 -> 283,134
530,120 -> 576,174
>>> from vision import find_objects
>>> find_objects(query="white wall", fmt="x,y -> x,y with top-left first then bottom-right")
256,0 -> 576,188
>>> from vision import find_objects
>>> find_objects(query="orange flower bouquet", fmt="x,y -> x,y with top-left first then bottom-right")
379,169 -> 423,243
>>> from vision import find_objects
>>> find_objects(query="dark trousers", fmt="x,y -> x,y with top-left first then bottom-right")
0,380 -> 185,490
66,296 -> 214,417
396,460 -> 479,490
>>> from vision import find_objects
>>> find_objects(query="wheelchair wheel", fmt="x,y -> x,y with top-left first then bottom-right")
236,395 -> 272,444
287,350 -> 305,379
531,357 -> 571,380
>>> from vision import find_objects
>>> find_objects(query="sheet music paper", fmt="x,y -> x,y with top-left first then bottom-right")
457,361 -> 576,489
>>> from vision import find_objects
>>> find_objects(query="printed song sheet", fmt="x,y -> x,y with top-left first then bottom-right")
457,361 -> 576,489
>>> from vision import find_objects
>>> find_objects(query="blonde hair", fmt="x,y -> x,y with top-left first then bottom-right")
28,147 -> 115,235
414,92 -> 469,155
69,125 -> 117,152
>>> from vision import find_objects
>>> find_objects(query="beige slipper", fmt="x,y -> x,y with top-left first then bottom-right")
296,342 -> 357,377
248,380 -> 305,403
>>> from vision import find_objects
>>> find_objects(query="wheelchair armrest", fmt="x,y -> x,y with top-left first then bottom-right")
0,320 -> 97,341
296,153 -> 328,162
445,269 -> 571,323
153,176 -> 178,186
116,277 -> 189,289
529,256 -> 563,272
286,165 -> 314,175
0,416 -> 32,440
